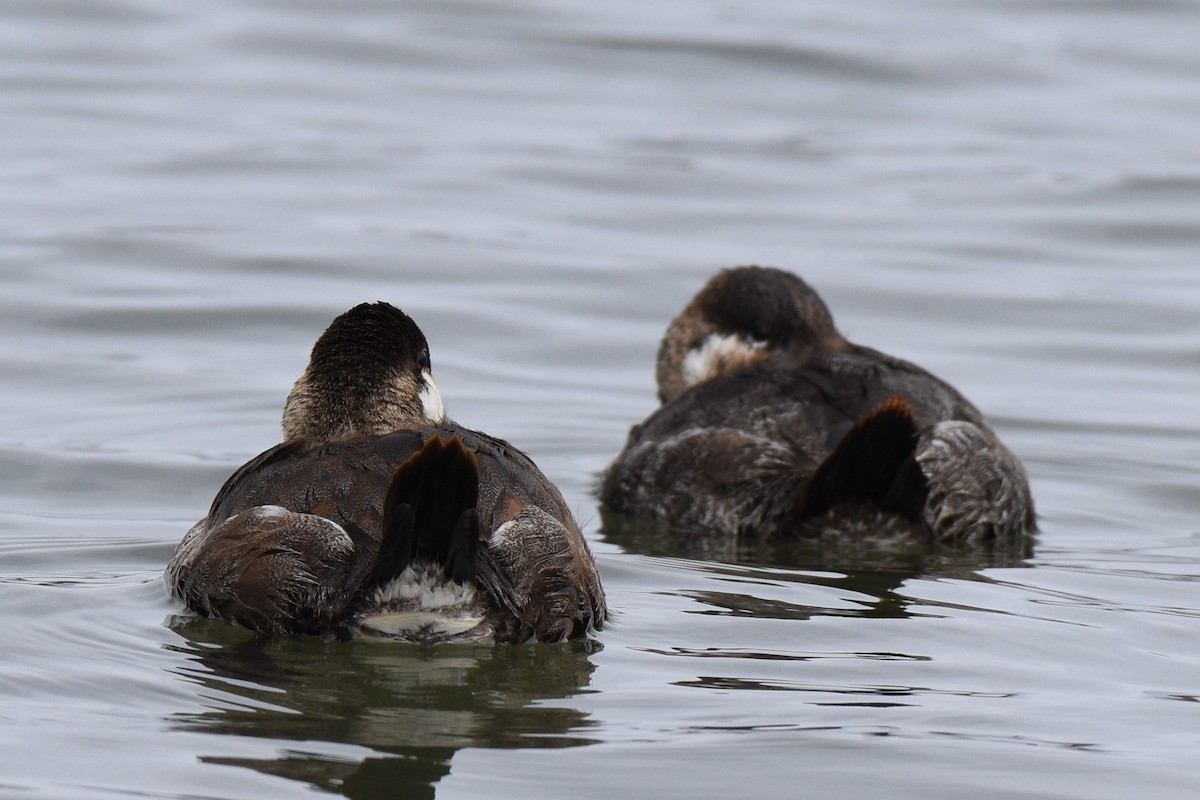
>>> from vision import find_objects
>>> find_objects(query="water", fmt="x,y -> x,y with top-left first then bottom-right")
3,1 -> 1200,797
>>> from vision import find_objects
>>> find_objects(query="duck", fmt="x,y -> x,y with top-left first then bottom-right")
166,301 -> 606,644
600,266 -> 1034,544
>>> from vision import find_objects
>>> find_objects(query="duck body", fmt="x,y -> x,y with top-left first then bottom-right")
167,302 -> 605,643
600,267 -> 1034,544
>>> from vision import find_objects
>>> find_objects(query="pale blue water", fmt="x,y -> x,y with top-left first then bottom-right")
3,1 -> 1200,798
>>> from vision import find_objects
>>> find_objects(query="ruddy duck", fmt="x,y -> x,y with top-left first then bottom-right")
167,302 -> 605,643
600,267 -> 1034,543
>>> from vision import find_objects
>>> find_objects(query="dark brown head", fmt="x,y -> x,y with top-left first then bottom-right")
282,302 -> 446,442
655,266 -> 850,403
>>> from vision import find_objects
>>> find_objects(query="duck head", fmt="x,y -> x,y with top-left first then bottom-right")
655,266 -> 851,403
282,302 -> 446,442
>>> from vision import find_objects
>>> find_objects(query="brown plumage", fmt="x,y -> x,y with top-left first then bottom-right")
601,266 -> 1035,544
167,302 -> 605,643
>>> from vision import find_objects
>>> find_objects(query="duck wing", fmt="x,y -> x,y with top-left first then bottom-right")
477,492 -> 607,643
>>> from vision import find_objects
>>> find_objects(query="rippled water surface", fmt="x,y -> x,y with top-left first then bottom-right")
3,1 -> 1200,798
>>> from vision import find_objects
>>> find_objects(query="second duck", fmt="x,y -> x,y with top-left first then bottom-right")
600,266 -> 1034,544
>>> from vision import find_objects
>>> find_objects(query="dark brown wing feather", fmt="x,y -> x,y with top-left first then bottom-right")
168,507 -> 357,635
448,429 -> 606,640
168,423 -> 604,640
477,500 -> 606,643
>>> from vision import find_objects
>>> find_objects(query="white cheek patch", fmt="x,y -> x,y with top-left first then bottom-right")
681,332 -> 767,388
419,369 -> 446,423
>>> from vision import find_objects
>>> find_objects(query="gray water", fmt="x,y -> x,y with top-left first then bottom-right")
3,1 -> 1200,798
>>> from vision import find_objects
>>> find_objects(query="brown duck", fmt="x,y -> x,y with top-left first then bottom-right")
167,302 -> 605,643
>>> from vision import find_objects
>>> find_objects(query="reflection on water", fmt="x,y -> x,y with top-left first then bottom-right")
166,618 -> 600,798
601,500 -> 1038,680
679,583 -> 920,622
641,647 -> 930,663
672,675 -> 1013,703
599,503 -> 1034,575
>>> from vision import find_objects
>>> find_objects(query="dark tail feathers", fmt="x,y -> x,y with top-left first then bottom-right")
369,435 -> 482,588
797,395 -> 929,523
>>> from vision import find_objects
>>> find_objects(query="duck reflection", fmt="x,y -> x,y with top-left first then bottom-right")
600,503 -> 1033,576
600,504 -> 1034,623
165,617 -> 600,799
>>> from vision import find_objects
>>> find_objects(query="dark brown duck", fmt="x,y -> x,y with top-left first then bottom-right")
600,266 -> 1035,543
167,302 -> 606,643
